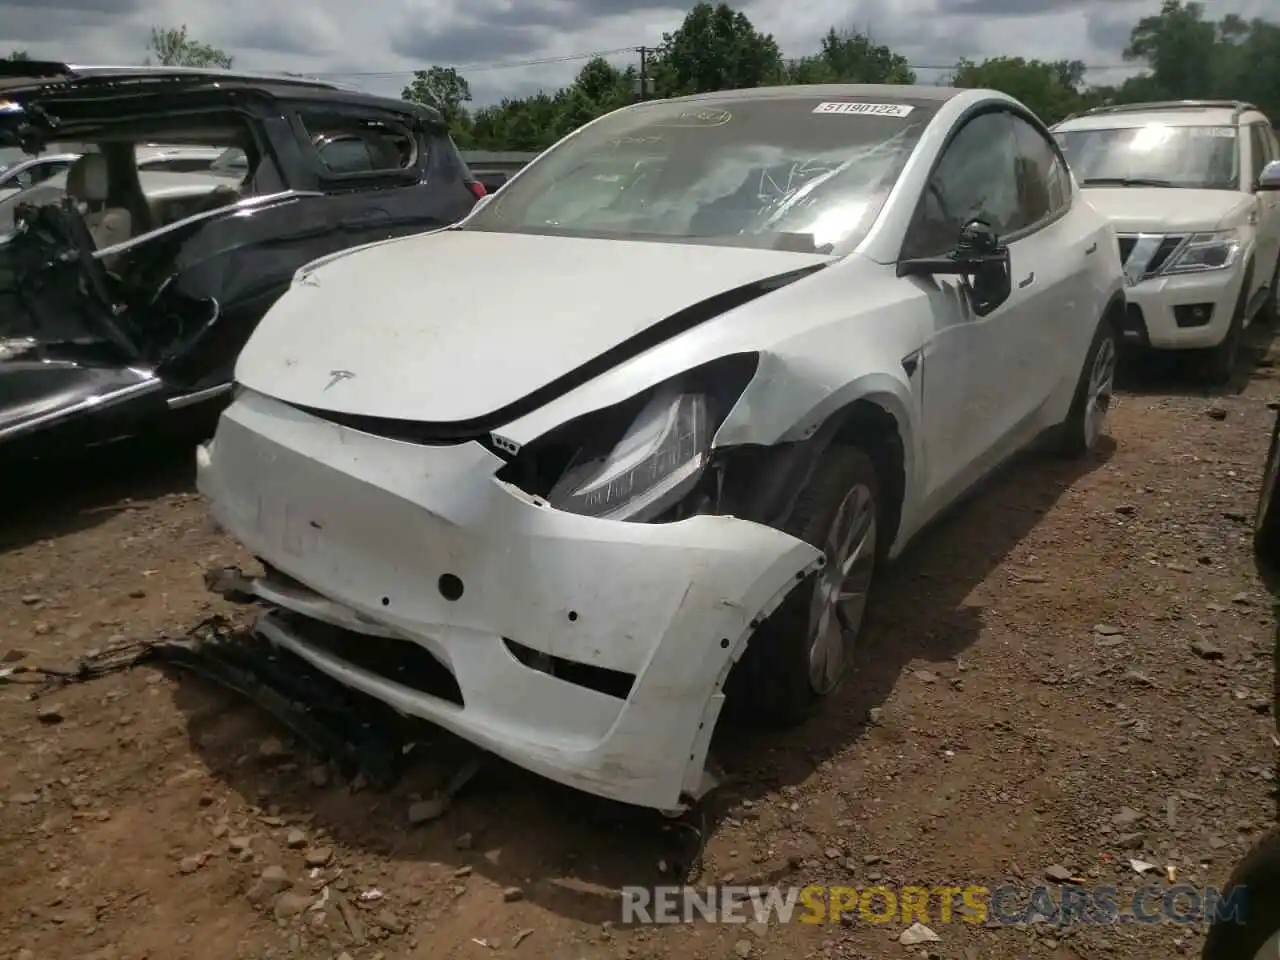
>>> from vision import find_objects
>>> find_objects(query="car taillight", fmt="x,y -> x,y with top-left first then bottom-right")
466,180 -> 486,200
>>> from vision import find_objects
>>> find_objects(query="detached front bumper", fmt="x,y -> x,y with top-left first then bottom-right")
196,391 -> 822,811
1123,266 -> 1247,350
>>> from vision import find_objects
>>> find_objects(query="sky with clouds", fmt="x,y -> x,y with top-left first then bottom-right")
3,0 -> 1275,106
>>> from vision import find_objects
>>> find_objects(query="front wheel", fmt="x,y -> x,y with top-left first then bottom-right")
1199,267 -> 1252,385
726,446 -> 880,727
1054,316 -> 1117,458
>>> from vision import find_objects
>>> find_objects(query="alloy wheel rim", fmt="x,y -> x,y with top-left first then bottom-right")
807,483 -> 877,694
1084,337 -> 1116,449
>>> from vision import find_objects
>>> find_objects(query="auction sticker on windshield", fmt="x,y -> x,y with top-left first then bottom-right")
812,101 -> 914,117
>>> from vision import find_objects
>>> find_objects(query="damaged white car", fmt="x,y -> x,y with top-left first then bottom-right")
197,84 -> 1126,813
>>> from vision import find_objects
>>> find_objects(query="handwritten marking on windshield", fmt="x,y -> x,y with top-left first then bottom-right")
650,109 -> 732,127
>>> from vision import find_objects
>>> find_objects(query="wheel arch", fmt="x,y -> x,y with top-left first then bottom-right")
713,388 -> 912,558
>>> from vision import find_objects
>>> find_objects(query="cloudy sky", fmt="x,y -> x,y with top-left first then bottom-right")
4,0 -> 1274,105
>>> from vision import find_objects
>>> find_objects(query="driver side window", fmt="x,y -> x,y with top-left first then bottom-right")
903,110 -> 1020,259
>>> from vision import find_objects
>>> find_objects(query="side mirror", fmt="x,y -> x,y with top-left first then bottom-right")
1259,160 -> 1280,192
898,218 -> 1012,316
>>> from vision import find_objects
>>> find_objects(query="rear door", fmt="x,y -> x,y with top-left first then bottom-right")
1002,111 -> 1091,440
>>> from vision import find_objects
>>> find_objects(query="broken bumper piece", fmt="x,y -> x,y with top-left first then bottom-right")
196,391 -> 822,812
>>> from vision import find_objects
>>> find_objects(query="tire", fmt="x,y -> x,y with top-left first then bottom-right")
1201,827 -> 1280,960
1200,268 -> 1252,386
1253,409 -> 1280,566
726,445 -> 881,728
1054,315 -> 1118,458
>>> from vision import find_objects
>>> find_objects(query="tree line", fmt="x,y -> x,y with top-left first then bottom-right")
406,0 -> 1279,151
4,0 -> 1277,153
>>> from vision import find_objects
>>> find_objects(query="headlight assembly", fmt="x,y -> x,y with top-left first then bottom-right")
499,352 -> 759,523
548,388 -> 709,521
1162,230 -> 1241,275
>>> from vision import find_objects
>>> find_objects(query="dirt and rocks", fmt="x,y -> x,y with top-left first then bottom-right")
1,350 -> 1278,960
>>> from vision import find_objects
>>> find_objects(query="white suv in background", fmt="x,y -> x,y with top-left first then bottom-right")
1053,100 -> 1280,383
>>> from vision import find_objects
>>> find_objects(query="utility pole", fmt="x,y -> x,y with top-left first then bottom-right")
632,45 -> 655,101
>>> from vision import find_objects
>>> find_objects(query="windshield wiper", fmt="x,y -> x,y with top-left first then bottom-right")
1081,176 -> 1176,188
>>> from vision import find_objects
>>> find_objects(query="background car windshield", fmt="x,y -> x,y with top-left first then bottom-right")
0,180 -> 65,231
465,97 -> 935,253
1055,124 -> 1239,189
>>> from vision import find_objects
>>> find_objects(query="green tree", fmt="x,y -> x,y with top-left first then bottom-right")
5,50 -> 30,61
1122,0 -> 1217,101
144,25 -> 233,69
401,66 -> 474,144
787,28 -> 915,85
1101,1 -> 1279,120
951,56 -> 1092,124
649,2 -> 785,97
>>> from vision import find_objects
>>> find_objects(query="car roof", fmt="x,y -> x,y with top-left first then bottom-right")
0,61 -> 443,125
657,83 -> 966,106
1054,100 -> 1269,131
1057,110 -> 1239,131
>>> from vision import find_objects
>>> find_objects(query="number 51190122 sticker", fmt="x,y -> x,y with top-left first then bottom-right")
812,101 -> 914,117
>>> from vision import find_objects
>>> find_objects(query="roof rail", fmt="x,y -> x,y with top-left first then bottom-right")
1062,99 -> 1259,123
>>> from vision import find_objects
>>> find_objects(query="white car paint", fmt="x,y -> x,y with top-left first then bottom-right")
1053,104 -> 1280,352
197,84 -> 1125,812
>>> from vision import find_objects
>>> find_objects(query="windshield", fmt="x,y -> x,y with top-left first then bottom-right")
1055,124 -> 1240,190
464,96 -> 936,253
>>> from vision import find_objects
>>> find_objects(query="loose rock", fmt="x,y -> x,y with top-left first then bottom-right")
408,796 -> 449,824
900,922 -> 940,945
245,865 -> 292,906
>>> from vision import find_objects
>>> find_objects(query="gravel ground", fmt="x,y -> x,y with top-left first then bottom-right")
1,341 -> 1278,960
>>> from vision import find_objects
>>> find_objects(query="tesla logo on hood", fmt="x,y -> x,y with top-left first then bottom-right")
323,369 -> 355,391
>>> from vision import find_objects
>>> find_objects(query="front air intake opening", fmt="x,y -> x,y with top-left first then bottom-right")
274,611 -> 465,706
503,637 -> 636,699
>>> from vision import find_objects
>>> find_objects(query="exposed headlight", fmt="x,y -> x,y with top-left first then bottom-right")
499,353 -> 758,523
548,388 -> 709,521
1162,230 -> 1241,275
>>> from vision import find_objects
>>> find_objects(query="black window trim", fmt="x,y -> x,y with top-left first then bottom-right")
898,100 -> 1074,262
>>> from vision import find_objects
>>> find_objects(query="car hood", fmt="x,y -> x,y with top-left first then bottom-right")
234,229 -> 833,424
1080,186 -> 1254,233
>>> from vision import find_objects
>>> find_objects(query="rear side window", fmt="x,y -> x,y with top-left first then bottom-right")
297,112 -> 419,176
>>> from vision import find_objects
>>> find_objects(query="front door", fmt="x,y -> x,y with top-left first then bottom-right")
902,108 -> 1038,509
